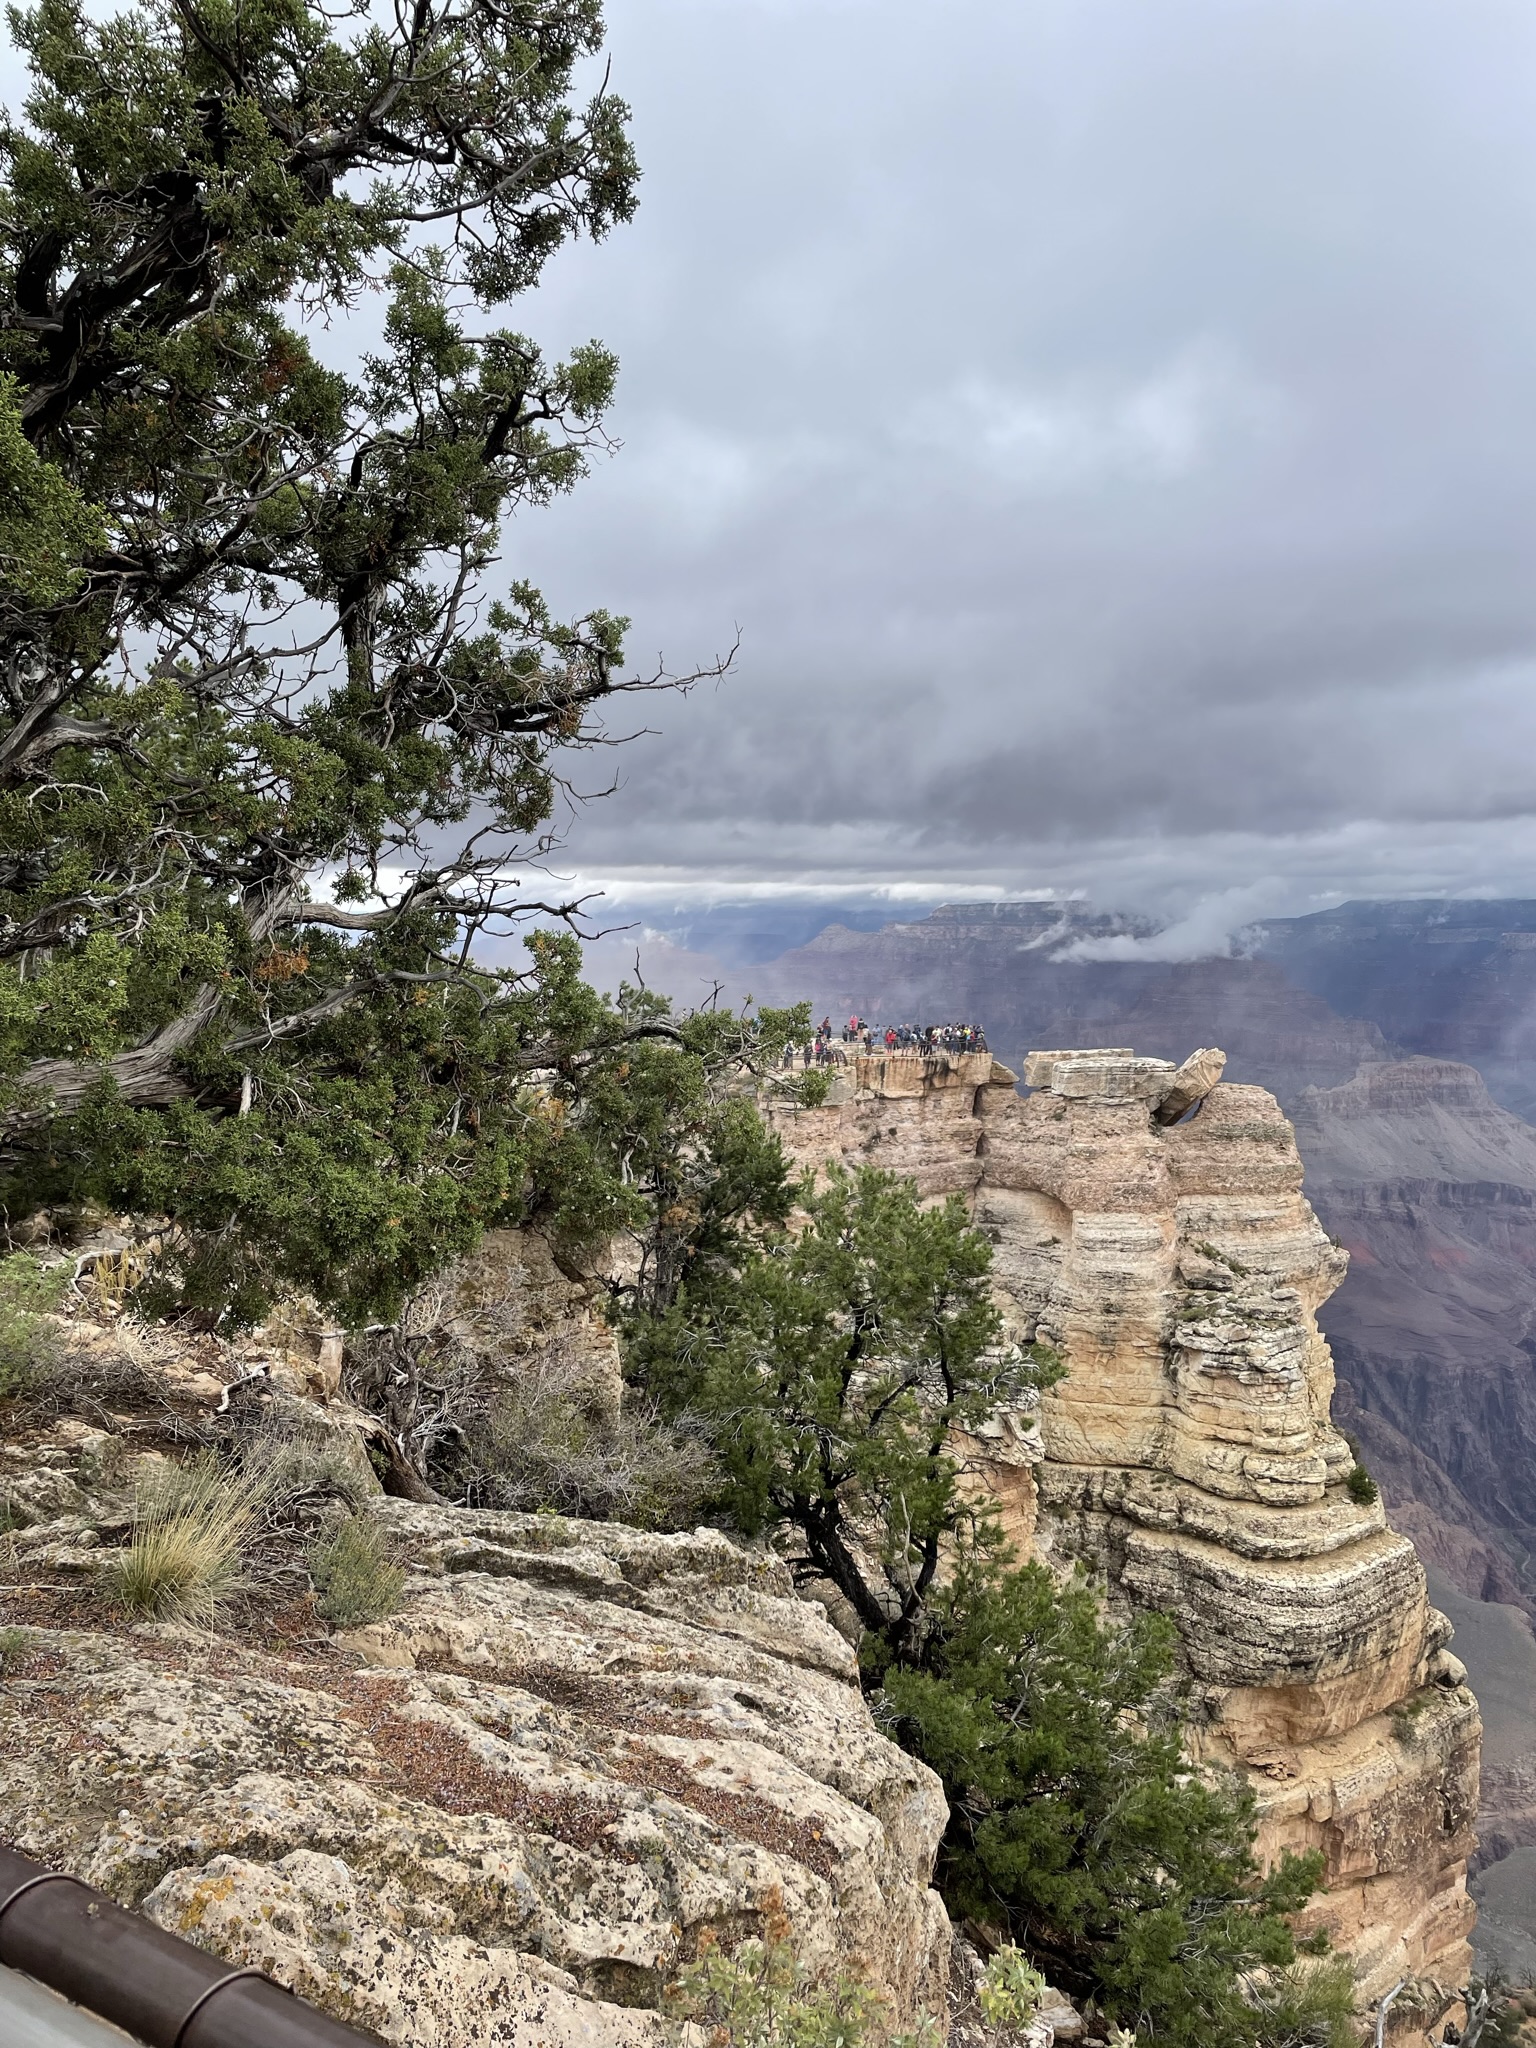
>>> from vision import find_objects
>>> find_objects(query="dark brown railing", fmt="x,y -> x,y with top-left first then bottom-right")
0,1844 -> 379,2048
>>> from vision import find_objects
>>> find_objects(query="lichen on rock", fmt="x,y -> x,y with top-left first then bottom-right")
0,1432 -> 950,2044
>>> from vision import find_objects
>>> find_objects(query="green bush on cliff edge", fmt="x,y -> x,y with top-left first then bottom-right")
879,1559 -> 1349,2048
627,1148 -> 1357,2048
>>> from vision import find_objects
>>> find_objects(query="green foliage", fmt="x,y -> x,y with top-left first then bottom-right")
0,1248 -> 66,1394
56,930 -> 620,1326
0,1625 -> 31,1673
1389,1691 -> 1432,1745
0,373 -> 103,606
307,1514 -> 403,1628
0,0 -> 678,1323
1195,1240 -> 1249,1277
1345,1464 -> 1378,1505
546,982 -> 809,1315
977,1945 -> 1049,2027
666,1928 -> 938,2048
879,1557 -> 1335,2048
1240,1958 -> 1360,2047
630,1163 -> 1062,1661
627,1097 -> 1341,2045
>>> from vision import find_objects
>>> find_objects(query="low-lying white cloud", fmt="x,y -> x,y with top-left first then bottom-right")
1056,882 -> 1303,961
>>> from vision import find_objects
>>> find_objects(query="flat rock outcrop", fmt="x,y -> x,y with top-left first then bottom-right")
0,1437 -> 950,2045
771,1046 -> 1483,2040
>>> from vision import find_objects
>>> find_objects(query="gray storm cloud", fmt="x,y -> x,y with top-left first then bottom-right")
1,6 -> 1530,929
471,2 -> 1536,906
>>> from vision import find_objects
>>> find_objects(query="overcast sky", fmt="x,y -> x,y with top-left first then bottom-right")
494,0 -> 1536,927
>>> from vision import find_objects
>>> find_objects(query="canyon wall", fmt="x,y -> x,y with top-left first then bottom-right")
771,1046 -> 1482,2041
1292,1058 -> 1536,1614
739,896 -> 1536,1615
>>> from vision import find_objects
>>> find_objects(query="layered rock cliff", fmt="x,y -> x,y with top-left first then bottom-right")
737,899 -> 1536,1618
628,897 -> 1536,1646
1292,1058 -> 1536,1615
771,1046 -> 1482,2040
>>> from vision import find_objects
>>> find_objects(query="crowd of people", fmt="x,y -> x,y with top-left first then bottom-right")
786,1015 -> 989,1068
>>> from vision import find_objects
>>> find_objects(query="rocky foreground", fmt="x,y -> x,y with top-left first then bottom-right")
0,1387 -> 960,2045
0,1039 -> 1496,2045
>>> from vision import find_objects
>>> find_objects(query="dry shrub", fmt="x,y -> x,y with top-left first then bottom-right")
346,1308 -> 716,1529
308,1514 -> 403,1628
457,1337 -> 716,1528
16,1322 -> 188,1435
104,1455 -> 270,1620
225,1399 -> 377,1522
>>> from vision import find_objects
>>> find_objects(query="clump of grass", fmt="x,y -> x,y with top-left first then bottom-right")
0,1251 -> 69,1398
231,1405 -> 377,1519
0,1626 -> 32,1675
79,1246 -> 151,1319
104,1456 -> 268,1621
308,1513 -> 403,1628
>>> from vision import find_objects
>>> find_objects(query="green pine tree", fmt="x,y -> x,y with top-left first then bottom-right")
880,1558 -> 1349,2047
633,1158 -> 1355,2048
630,1160 -> 1060,1662
0,0 -> 715,1321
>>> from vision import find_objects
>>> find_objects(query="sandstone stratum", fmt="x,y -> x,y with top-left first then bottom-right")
770,1044 -> 1482,2043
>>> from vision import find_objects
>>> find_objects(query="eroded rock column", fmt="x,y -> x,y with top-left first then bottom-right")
770,1045 -> 1483,2040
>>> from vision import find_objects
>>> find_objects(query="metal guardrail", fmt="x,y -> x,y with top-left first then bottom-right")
0,1845 -> 380,2048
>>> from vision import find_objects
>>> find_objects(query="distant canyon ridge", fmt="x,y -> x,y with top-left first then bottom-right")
629,897 -> 1536,1622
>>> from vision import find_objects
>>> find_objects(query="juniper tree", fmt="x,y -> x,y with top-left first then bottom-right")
629,1163 -> 1062,1663
879,1560 -> 1349,2048
0,0 -> 715,1318
561,979 -> 813,1319
632,1167 -> 1348,2045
